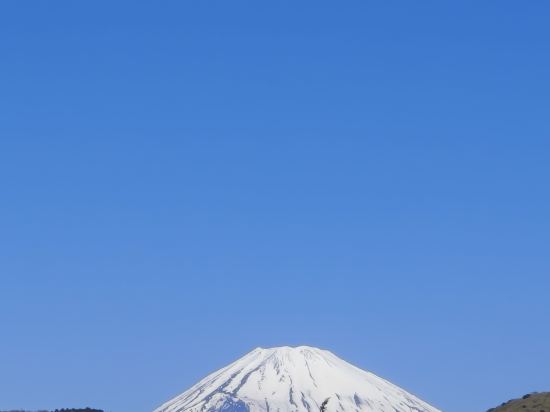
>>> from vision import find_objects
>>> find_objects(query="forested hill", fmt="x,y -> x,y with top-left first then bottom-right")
1,408 -> 103,412
488,392 -> 550,412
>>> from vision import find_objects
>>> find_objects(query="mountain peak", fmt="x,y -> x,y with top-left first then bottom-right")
250,345 -> 328,357
155,347 -> 440,412
252,345 -> 325,352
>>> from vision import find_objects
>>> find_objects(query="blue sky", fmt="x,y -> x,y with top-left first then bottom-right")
1,2 -> 549,412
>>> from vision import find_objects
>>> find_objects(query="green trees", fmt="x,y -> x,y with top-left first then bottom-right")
1,408 -> 103,412
54,409 -> 103,412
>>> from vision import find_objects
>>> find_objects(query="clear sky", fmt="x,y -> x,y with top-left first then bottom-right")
1,2 -> 548,412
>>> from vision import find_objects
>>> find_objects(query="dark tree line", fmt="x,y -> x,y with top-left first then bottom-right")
1,408 -> 103,412
1,410 -> 49,412
54,409 -> 104,412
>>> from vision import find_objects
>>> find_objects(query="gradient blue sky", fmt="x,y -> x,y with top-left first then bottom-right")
1,2 -> 549,412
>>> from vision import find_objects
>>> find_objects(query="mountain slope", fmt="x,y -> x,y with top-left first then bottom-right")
154,346 -> 440,412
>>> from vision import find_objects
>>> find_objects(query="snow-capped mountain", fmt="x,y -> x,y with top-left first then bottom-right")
154,346 -> 440,412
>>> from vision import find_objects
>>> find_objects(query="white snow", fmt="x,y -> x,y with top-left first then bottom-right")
154,346 -> 440,412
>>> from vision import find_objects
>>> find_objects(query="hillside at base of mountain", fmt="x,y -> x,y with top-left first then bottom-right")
0,409 -> 103,412
488,392 -> 550,412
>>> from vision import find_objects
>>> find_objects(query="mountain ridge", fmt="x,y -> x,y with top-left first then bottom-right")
154,346 -> 440,412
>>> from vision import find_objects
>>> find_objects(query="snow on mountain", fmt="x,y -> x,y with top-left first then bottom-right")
154,346 -> 440,412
